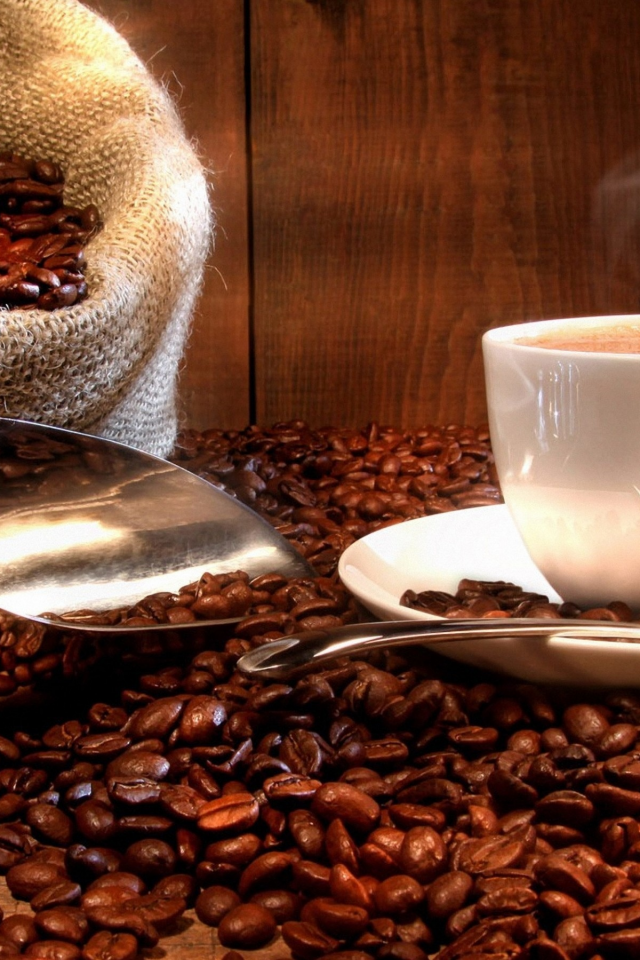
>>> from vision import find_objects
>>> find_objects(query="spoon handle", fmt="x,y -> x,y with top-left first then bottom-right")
236,617 -> 640,680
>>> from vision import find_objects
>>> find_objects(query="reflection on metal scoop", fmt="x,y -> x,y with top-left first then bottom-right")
0,419 -> 314,631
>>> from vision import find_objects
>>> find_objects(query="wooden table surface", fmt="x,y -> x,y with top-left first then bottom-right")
0,889 -> 223,958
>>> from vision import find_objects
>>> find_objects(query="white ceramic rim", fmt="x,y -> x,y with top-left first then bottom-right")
482,314 -> 640,357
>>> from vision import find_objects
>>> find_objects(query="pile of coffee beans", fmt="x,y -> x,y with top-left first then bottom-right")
171,420 -> 502,579
2,618 -> 640,959
0,569 -> 360,696
0,421 -> 639,959
0,153 -> 101,310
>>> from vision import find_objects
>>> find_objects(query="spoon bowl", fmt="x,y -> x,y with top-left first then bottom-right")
0,418 -> 314,630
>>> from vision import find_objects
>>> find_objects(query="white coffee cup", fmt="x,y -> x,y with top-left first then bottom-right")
482,314 -> 640,610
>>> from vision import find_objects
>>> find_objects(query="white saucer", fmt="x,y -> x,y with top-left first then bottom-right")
338,504 -> 639,686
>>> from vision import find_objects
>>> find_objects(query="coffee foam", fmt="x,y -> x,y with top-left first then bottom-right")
516,322 -> 640,353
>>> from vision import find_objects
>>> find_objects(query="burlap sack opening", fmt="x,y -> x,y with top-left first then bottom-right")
0,0 -> 213,456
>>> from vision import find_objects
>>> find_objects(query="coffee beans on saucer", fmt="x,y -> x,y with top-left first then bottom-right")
401,579 -> 636,623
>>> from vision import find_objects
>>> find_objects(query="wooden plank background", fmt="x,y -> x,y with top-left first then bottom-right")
85,0 -> 640,432
84,0 -> 251,431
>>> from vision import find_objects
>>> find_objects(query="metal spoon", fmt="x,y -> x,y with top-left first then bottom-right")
0,418 -> 314,630
236,617 -> 640,680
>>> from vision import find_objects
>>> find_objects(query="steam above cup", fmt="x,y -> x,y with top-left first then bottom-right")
482,314 -> 640,610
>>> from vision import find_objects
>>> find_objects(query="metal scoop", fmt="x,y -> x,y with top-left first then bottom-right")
0,418 -> 314,630
236,616 -> 640,680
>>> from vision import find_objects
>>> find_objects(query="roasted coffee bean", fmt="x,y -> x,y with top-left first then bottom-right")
74,801 -> 117,843
292,860 -> 332,898
81,931 -> 139,960
177,697 -> 227,744
596,724 -> 637,758
585,892 -> 640,930
538,889 -> 585,920
26,804 -> 74,846
475,885 -> 538,917
288,808 -> 325,858
122,893 -> 186,932
451,836 -> 526,875
24,942 -> 82,960
359,839 -> 401,880
194,885 -> 242,926
324,818 -> 359,872
533,853 -> 596,903
448,725 -> 500,754
84,873 -> 145,896
109,778 -> 162,806
388,803 -> 446,831
563,705 -> 611,747
535,790 -> 596,827
34,907 -> 89,945
250,887 -> 303,924
395,915 -> 433,948
424,870 -> 473,922
281,920 -> 340,960
0,915 -> 38,951
373,875 -> 424,916
150,872 -> 197,907
549,924 -> 591,960
236,850 -> 295,896
81,887 -> 137,917
603,755 -> 640,790
121,840 -> 177,881
264,772 -> 322,804
30,880 -> 82,911
302,898 -> 370,938
0,938 -> 21,958
197,793 -> 260,833
328,864 -> 373,912
73,734 -> 131,761
217,903 -> 277,949
377,941 -> 429,960
64,845 -> 121,883
587,782 -> 640,816
399,826 -> 447,883
6,860 -> 65,900
395,775 -> 463,809
81,904 -> 158,947
203,833 -> 262,868
125,698 -> 185,740
106,751 -> 169,782
311,781 -> 381,834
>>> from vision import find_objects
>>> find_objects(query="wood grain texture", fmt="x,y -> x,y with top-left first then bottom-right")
82,0 -> 251,430
74,0 -> 640,432
0,884 -> 295,959
249,0 -> 640,428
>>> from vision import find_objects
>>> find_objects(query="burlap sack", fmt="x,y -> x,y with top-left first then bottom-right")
0,0 -> 212,456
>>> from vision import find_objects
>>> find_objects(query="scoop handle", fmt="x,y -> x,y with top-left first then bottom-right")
236,617 -> 640,680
